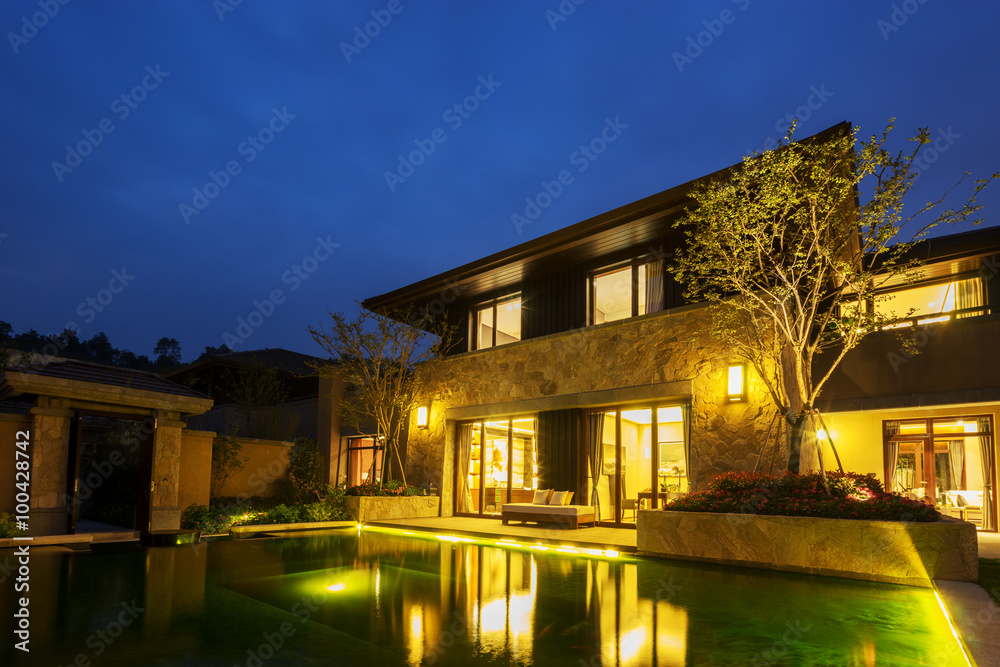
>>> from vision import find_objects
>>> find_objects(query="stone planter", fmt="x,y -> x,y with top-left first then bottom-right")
637,509 -> 978,587
345,495 -> 441,522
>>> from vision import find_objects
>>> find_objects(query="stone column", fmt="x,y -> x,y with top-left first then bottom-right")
28,400 -> 73,536
150,412 -> 185,530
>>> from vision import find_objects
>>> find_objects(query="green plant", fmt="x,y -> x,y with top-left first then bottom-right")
0,513 -> 27,538
305,486 -> 348,521
346,480 -> 420,497
211,434 -> 249,497
286,438 -> 325,499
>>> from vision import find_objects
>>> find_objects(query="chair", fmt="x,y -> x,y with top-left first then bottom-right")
621,475 -> 638,521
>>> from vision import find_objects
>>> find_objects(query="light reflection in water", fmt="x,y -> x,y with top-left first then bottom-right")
9,527 -> 971,666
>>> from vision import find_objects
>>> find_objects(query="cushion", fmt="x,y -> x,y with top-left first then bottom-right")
549,491 -> 568,505
532,489 -> 553,505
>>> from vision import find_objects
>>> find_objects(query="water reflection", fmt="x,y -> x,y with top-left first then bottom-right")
1,528 -> 969,666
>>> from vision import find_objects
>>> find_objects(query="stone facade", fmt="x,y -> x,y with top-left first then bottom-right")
28,401 -> 73,536
636,509 -> 979,587
150,415 -> 185,530
344,495 -> 441,522
407,305 -> 781,513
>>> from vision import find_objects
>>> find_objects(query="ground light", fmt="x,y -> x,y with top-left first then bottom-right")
933,590 -> 974,667
358,525 -> 624,560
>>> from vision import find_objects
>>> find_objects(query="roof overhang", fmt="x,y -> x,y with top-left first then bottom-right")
0,370 -> 215,416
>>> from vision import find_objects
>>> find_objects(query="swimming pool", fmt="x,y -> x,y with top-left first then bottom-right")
2,526 -> 970,665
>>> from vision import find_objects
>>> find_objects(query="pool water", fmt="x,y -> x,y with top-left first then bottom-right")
2,526 -> 970,666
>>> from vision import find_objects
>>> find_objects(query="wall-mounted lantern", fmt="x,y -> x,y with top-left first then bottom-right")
416,405 -> 429,429
727,363 -> 747,402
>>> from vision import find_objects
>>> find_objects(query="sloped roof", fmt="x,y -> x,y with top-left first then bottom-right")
6,358 -> 208,398
167,348 -> 329,379
363,122 -> 852,313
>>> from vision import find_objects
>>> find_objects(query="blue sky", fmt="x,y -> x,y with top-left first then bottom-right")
2,1 -> 999,360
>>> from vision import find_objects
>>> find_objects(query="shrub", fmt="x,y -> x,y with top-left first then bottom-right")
305,486 -> 348,521
286,438 -> 325,498
346,480 -> 422,497
664,471 -> 940,522
0,513 -> 27,538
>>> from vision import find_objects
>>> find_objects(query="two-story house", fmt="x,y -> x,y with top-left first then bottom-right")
363,126 -> 998,532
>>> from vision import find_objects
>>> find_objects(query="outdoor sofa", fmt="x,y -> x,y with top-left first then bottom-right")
500,489 -> 596,529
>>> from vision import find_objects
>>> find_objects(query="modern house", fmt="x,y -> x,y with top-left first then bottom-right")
363,125 -> 998,532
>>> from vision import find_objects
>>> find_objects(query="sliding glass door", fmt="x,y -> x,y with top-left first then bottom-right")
884,415 -> 995,530
587,403 -> 689,527
457,417 -> 537,517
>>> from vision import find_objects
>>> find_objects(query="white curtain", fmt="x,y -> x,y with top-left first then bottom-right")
885,421 -> 900,493
955,277 -> 983,318
589,413 -> 605,521
457,423 -> 474,514
886,442 -> 900,493
979,417 -> 995,531
681,403 -> 691,490
645,260 -> 664,314
948,441 -> 964,490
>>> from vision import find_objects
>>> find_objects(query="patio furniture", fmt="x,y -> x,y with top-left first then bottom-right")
500,503 -> 596,529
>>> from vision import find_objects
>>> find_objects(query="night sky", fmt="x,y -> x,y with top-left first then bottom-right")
3,1 -> 999,361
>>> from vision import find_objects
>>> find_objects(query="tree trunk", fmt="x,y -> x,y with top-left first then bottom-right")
785,412 -> 809,473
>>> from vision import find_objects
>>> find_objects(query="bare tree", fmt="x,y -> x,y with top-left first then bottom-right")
671,120 -> 996,474
308,304 -> 453,487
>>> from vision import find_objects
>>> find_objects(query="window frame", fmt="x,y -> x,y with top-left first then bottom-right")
874,272 -> 988,328
589,257 -> 663,326
471,293 -> 522,351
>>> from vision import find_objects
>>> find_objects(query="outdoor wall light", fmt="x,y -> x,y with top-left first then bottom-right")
416,405 -> 429,429
727,363 -> 747,402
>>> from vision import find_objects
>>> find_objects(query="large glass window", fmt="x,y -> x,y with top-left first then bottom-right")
346,436 -> 384,487
457,416 -> 537,516
877,276 -> 986,328
586,403 -> 688,526
884,415 -> 995,530
474,295 -> 521,350
590,259 -> 664,325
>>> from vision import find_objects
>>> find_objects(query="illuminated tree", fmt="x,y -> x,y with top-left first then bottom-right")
671,120 -> 996,473
308,304 -> 453,487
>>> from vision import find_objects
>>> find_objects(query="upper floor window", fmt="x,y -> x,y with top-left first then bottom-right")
591,259 -> 664,325
878,275 -> 986,328
474,295 -> 521,349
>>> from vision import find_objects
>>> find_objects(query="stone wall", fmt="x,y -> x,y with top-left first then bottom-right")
637,509 -> 979,587
407,305 -> 781,503
345,495 -> 441,522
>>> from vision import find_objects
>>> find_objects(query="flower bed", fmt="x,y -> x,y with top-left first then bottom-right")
663,471 -> 941,522
640,471 -> 975,586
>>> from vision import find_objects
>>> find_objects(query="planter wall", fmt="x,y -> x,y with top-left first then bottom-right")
345,496 -> 441,522
637,509 -> 978,587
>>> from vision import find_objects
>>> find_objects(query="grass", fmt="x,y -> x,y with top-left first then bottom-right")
979,558 -> 1000,605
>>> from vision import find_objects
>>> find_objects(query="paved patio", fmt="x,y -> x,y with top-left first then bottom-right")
366,515 -> 638,552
